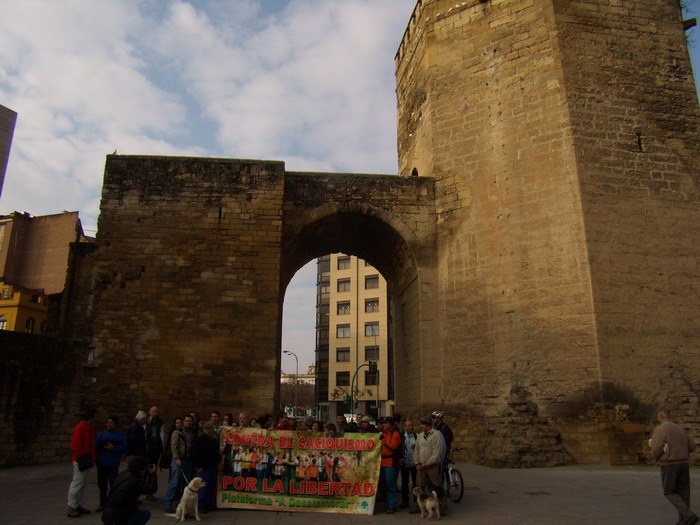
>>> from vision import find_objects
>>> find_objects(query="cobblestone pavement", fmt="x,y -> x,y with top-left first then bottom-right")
1,460 -> 698,524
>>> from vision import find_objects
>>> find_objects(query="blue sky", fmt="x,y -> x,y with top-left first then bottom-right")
1,0 -> 699,372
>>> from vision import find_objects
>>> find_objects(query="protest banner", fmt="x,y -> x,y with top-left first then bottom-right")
217,426 -> 381,514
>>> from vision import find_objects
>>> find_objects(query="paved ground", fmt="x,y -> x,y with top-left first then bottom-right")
1,460 -> 698,524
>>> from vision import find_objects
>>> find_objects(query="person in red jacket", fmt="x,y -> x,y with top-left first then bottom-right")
379,417 -> 402,514
67,409 -> 97,518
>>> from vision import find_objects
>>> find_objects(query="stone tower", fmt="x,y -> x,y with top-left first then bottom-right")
396,0 -> 700,464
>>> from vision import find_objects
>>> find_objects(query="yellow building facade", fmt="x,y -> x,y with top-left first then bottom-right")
321,254 -> 393,420
0,280 -> 48,334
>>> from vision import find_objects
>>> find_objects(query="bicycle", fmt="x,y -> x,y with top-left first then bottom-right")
443,447 -> 464,503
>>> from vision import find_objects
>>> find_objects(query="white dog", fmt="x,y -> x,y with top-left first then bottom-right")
175,477 -> 207,521
413,486 -> 440,520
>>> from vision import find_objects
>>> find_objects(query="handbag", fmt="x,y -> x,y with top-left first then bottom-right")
77,454 -> 94,471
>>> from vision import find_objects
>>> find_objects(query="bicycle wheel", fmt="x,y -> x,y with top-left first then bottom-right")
446,467 -> 464,503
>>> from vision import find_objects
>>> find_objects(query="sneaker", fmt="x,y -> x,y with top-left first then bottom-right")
67,508 -> 81,518
386,508 -> 395,514
76,507 -> 91,515
146,494 -> 157,501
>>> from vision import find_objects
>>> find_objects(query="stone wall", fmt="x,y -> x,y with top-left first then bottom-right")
0,331 -> 88,466
395,0 -> 699,465
75,156 -> 287,422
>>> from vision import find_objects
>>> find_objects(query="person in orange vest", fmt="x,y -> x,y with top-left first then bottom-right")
379,416 -> 402,514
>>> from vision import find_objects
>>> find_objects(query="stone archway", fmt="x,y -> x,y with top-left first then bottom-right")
72,157 -> 438,423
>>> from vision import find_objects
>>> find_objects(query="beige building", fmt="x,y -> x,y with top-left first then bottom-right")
316,254 -> 393,421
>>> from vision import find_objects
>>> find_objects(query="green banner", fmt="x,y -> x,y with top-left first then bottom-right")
218,426 -> 381,514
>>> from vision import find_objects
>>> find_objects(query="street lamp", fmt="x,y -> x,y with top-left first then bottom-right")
350,361 -> 377,417
283,350 -> 299,414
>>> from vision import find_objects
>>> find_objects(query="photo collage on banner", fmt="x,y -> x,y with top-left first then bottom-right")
218,427 -> 381,514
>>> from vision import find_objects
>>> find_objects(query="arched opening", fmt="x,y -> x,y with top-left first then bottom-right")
281,211 -> 426,422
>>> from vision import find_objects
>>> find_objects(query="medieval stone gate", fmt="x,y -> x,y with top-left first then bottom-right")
64,0 -> 699,466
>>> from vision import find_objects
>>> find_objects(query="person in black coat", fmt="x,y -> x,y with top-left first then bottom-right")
192,421 -> 221,512
126,411 -> 148,460
102,456 -> 157,525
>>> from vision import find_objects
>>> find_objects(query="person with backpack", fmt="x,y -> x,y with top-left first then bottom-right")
379,416 -> 402,514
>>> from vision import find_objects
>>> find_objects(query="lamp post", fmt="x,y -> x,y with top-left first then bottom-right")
350,361 -> 377,417
283,350 -> 299,414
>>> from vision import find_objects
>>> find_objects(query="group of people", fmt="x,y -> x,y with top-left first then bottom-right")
66,405 -> 456,522
66,403 -> 699,523
66,407 -> 161,524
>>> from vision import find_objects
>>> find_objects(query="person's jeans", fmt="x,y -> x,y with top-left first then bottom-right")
164,459 -> 193,509
67,461 -> 89,509
380,465 -> 398,510
97,465 -> 119,506
197,469 -> 218,509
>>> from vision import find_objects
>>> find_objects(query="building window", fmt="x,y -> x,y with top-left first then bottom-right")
25,317 -> 34,334
317,303 -> 329,325
337,279 -> 351,292
0,316 -> 6,330
29,294 -> 40,303
40,320 -> 46,335
1,288 -> 9,299
337,301 -> 350,315
337,256 -> 351,270
336,371 -> 350,386
365,345 -> 379,361
365,298 -> 379,313
336,324 -> 350,338
365,322 -> 379,337
316,328 -> 329,345
365,370 -> 378,386
336,347 -> 350,362
365,275 -> 379,289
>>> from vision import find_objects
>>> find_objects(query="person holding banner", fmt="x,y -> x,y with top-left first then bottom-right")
379,417 -> 402,514
193,421 -> 221,513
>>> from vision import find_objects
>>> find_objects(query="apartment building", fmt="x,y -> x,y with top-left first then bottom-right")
315,254 -> 393,422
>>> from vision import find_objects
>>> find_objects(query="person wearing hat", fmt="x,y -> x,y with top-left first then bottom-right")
431,411 -> 454,452
412,416 -> 447,515
379,417 -> 402,514
192,421 -> 221,514
359,416 -> 377,433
